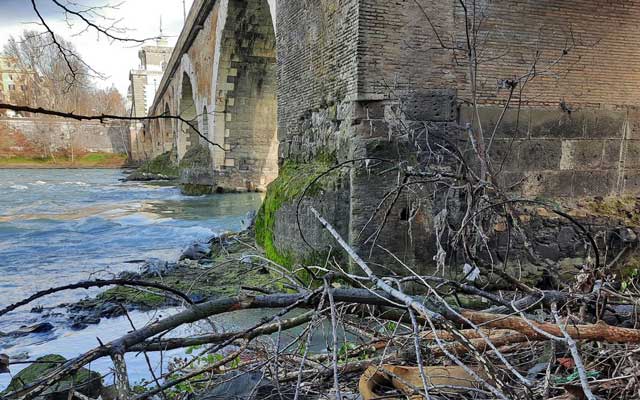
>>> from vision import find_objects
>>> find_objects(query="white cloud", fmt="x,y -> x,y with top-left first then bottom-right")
0,0 -> 194,96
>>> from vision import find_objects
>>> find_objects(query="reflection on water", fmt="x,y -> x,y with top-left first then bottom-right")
0,169 -> 263,389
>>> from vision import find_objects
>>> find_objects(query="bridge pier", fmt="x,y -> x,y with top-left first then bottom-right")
145,0 -> 640,276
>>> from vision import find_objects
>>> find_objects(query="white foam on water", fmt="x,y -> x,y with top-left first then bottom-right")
61,181 -> 89,186
9,185 -> 28,190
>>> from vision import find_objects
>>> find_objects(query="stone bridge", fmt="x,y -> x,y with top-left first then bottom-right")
144,0 -> 640,272
145,0 -> 277,192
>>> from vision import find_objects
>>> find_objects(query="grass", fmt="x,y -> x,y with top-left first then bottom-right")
0,153 -> 128,168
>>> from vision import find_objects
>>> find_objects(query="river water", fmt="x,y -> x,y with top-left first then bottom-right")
0,169 -> 265,390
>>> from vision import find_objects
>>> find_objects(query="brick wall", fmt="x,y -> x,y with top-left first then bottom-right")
276,0 -> 360,162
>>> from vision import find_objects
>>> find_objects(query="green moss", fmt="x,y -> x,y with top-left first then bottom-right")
583,196 -> 640,226
96,286 -> 166,308
181,184 -> 215,196
4,354 -> 103,398
136,151 -> 180,177
0,153 -> 127,168
179,144 -> 211,169
255,153 -> 339,272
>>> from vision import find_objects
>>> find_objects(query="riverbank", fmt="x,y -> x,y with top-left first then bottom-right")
65,226 -> 278,325
0,153 -> 128,169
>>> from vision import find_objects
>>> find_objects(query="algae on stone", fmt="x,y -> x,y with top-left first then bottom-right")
255,153 -> 339,271
72,231 -> 279,313
129,151 -> 180,180
178,144 -> 212,169
3,354 -> 103,399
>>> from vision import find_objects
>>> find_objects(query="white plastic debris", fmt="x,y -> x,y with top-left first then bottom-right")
463,263 -> 480,282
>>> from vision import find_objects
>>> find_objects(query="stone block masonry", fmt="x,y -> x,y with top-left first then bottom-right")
144,0 -> 278,194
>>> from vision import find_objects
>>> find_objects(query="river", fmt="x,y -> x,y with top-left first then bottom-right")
0,169 -> 264,390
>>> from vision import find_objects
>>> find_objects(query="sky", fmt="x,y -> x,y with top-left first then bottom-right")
0,0 -> 195,95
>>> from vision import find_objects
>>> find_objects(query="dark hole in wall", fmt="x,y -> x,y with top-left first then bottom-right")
400,207 -> 410,221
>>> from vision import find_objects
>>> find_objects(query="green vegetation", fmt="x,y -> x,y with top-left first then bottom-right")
179,144 -> 211,169
132,151 -> 180,178
583,196 -> 640,226
77,231 -> 278,311
255,153 -> 339,271
95,286 -> 166,309
3,354 -> 103,398
178,145 -> 216,195
0,153 -> 127,168
181,183 -> 215,196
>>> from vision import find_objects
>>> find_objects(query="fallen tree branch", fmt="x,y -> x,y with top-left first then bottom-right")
0,279 -> 195,317
129,311 -> 315,352
3,289 -> 399,399
461,310 -> 640,344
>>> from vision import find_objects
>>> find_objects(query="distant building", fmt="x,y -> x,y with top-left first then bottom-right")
0,56 -> 37,115
128,38 -> 172,118
128,37 -> 173,159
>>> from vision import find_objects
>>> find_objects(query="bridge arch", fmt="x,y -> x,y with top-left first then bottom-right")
210,0 -> 278,190
177,66 -> 199,159
162,102 -> 173,152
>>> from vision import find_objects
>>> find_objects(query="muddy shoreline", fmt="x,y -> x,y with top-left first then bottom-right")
60,225 -> 276,330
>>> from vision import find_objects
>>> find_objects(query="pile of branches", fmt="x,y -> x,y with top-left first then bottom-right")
2,194 -> 640,400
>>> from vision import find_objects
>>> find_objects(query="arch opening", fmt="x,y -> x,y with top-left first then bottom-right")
202,106 -> 210,141
212,0 -> 278,191
163,103 -> 174,153
178,72 -> 199,159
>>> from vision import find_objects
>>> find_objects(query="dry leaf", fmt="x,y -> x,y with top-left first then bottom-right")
557,357 -> 575,369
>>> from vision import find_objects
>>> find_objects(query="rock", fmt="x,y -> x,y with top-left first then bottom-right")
2,354 -> 103,399
189,293 -> 206,303
178,259 -> 199,268
0,354 -> 9,373
240,255 -> 254,266
527,362 -> 549,379
10,322 -> 54,337
70,314 -> 101,330
619,227 -> 638,244
99,303 -> 124,319
117,270 -> 142,280
125,171 -> 173,181
180,243 -> 210,261
199,371 -> 298,400
241,210 -> 257,231
140,258 -> 175,276
11,351 -> 30,361
534,243 -> 560,262
557,226 -> 578,255
70,322 -> 88,331
30,305 -> 44,313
